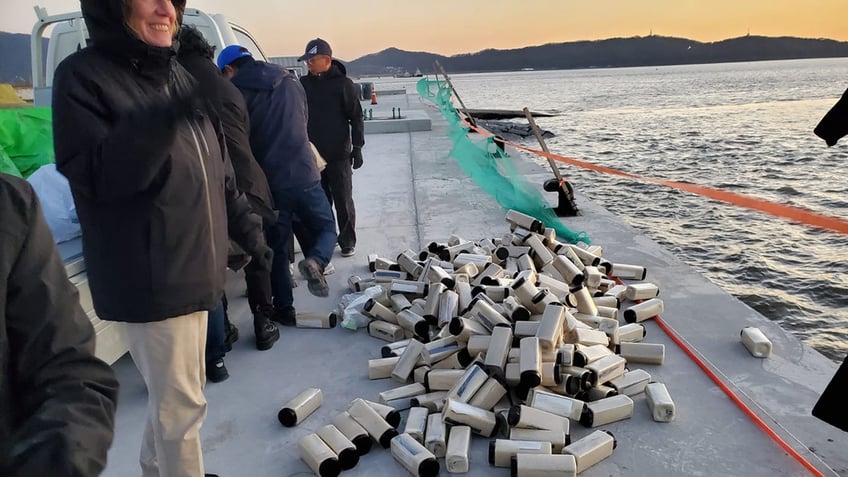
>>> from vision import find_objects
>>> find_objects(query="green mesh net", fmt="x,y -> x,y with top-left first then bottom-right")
417,78 -> 588,244
0,107 -> 55,179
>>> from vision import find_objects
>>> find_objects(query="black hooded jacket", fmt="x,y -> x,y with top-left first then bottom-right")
300,60 -> 365,162
0,174 -> 118,477
53,0 -> 265,323
177,51 -> 276,225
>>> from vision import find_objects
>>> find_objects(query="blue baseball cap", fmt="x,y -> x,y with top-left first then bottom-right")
217,45 -> 252,70
298,38 -> 332,61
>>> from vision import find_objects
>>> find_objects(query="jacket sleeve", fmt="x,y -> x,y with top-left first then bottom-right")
52,59 -> 180,202
1,180 -> 119,477
220,98 -> 277,224
211,115 -> 267,256
344,78 -> 365,148
814,86 -> 848,147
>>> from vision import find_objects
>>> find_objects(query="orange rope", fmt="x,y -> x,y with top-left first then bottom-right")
460,114 -> 848,235
610,278 -> 827,477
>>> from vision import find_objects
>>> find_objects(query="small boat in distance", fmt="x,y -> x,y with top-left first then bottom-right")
520,67 -> 535,71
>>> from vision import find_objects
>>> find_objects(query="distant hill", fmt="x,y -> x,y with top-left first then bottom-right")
346,35 -> 848,76
0,32 -> 48,85
3,32 -> 847,82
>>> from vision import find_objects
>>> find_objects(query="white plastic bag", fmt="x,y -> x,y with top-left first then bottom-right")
339,285 -> 384,330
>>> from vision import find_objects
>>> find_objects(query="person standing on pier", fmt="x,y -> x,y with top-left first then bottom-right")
299,38 -> 365,258
219,45 -> 337,326
52,1 -> 271,475
176,26 -> 281,382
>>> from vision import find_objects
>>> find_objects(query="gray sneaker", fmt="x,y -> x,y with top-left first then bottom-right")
298,257 -> 329,297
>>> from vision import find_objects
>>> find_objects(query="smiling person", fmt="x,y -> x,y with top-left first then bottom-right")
51,1 -> 271,476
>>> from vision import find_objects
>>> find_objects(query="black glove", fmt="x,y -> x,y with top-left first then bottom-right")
251,244 -> 274,272
350,146 -> 364,169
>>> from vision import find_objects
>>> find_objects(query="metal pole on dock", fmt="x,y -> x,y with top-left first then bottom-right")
434,60 -> 477,127
523,107 -> 562,182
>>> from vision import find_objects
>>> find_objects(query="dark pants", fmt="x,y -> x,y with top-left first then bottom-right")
206,300 -> 226,363
267,180 -> 337,309
244,259 -> 273,312
321,160 -> 356,249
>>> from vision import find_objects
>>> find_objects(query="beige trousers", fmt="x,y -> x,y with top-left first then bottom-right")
126,311 -> 208,477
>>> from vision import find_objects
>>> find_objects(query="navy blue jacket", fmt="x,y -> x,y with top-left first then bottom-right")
231,59 -> 320,192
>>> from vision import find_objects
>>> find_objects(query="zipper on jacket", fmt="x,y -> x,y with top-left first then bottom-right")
187,119 -> 218,271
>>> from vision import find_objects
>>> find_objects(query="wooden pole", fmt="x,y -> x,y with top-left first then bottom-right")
523,107 -> 562,182
434,60 -> 477,127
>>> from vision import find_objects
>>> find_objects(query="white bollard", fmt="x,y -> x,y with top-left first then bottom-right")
348,399 -> 399,448
618,342 -> 665,365
424,412 -> 447,458
445,425 -> 471,473
512,453 -> 577,477
316,425 -> 359,471
561,429 -> 616,474
623,298 -> 664,323
489,439 -> 553,468
579,394 -> 634,428
331,412 -> 372,456
740,326 -> 772,358
390,433 -> 440,477
646,382 -> 676,422
278,388 -> 322,427
298,433 -> 341,477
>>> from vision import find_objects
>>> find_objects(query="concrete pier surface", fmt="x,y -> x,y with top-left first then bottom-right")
100,92 -> 847,477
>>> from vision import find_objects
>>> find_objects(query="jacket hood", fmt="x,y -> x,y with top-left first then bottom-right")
231,59 -> 289,91
314,60 -> 347,80
81,0 -> 185,81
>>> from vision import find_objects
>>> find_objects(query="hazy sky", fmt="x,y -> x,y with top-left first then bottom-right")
3,0 -> 847,60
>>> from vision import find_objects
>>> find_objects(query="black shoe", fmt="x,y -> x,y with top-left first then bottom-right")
206,359 -> 229,383
340,247 -> 356,257
298,257 -> 329,297
271,306 -> 296,327
224,321 -> 239,353
254,308 -> 280,350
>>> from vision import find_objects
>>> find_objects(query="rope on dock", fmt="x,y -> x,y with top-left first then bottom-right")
611,276 -> 834,477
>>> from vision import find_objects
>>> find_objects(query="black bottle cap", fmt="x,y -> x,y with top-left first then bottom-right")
277,408 -> 297,427
418,458 -> 439,477
378,428 -> 399,448
337,448 -> 359,471
317,458 -> 341,477
352,434 -> 372,456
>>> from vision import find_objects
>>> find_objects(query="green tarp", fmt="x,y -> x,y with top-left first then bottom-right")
0,107 -> 54,178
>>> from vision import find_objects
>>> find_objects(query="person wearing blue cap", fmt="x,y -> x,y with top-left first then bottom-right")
218,44 -> 338,326
299,38 -> 365,259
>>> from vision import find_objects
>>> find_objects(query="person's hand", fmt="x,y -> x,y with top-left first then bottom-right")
251,244 -> 274,272
350,146 -> 364,170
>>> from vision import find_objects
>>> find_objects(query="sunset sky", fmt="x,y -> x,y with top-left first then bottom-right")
2,0 -> 846,60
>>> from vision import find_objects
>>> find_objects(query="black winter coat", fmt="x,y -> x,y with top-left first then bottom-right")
0,174 -> 119,477
300,60 -> 365,162
53,0 -> 265,323
178,54 -> 276,225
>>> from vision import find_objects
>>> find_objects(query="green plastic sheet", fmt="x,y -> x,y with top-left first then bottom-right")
0,107 -> 55,178
417,78 -> 588,244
